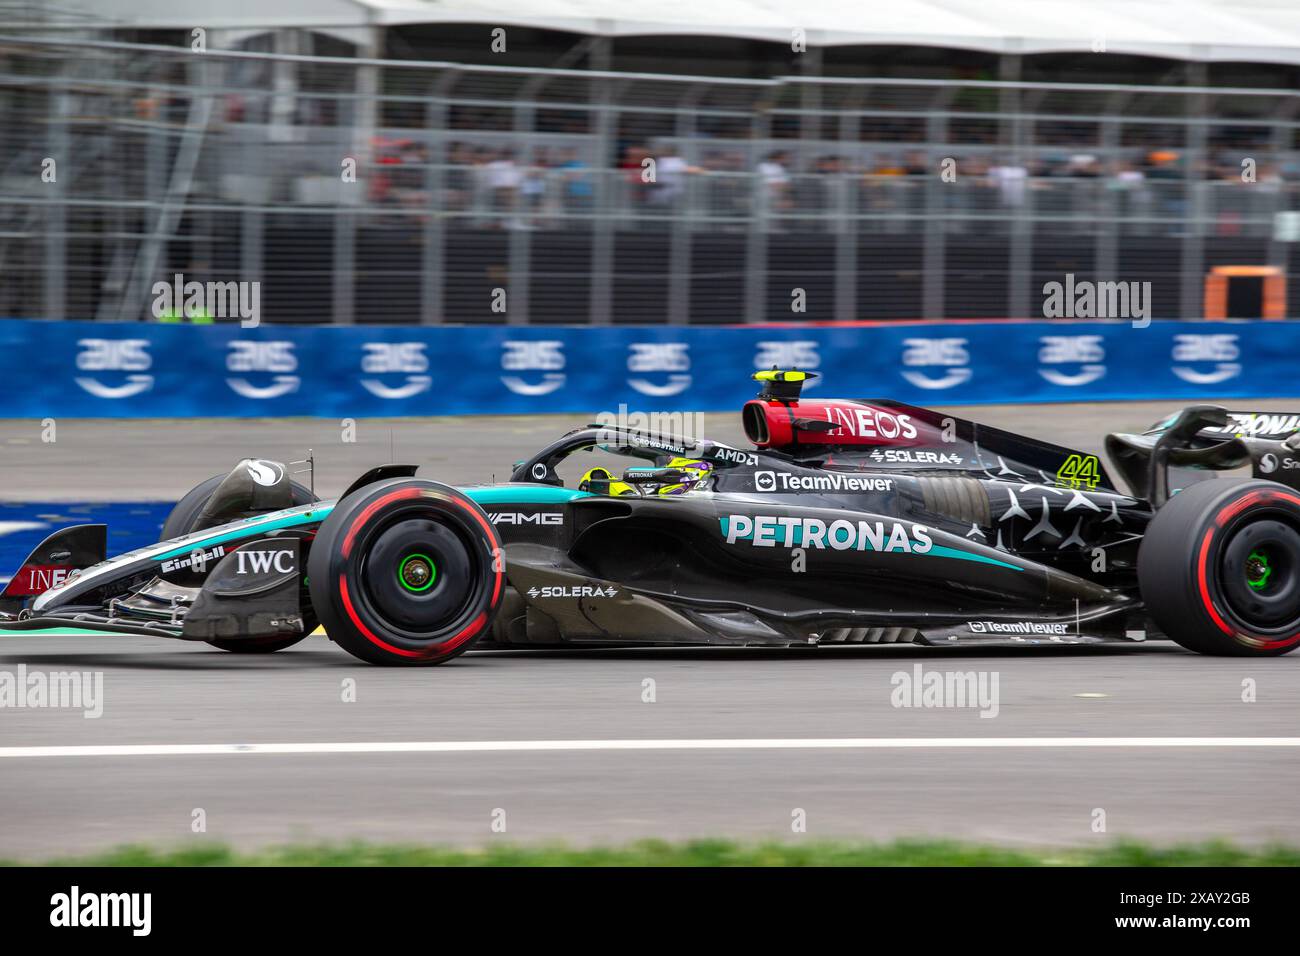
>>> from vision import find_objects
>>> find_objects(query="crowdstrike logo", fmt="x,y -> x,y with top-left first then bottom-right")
226,341 -> 300,399
628,342 -> 691,396
1171,334 -> 1240,385
901,338 -> 971,390
1038,335 -> 1106,387
74,339 -> 154,399
360,342 -> 432,399
501,340 -> 565,395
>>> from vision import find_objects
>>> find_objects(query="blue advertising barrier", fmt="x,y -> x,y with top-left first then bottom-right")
0,318 -> 1292,418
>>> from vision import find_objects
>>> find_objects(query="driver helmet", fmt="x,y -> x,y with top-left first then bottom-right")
578,466 -> 636,496
656,457 -> 713,496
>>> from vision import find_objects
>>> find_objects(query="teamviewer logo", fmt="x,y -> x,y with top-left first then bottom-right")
755,471 -> 777,492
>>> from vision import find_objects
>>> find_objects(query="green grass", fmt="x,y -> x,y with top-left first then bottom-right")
6,838 -> 1300,867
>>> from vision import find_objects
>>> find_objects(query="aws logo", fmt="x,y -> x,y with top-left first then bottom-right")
75,339 -> 154,399
901,338 -> 971,390
360,342 -> 431,399
227,341 -> 299,399
628,342 -> 691,396
1038,335 -> 1106,387
1172,334 -> 1240,385
501,340 -> 565,396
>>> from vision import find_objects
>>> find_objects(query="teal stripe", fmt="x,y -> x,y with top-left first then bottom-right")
461,486 -> 593,504
717,517 -> 1021,571
155,507 -> 333,560
154,485 -> 589,560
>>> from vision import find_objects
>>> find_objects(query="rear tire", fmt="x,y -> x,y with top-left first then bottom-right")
1138,479 -> 1300,656
307,479 -> 504,666
163,473 -> 318,654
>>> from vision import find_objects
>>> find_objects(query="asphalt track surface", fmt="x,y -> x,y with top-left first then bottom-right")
1,401 -> 1298,857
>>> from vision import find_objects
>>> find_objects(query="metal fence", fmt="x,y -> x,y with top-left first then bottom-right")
1,34 -> 1298,324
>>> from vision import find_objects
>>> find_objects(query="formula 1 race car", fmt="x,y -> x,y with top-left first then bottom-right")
4,370 -> 1300,663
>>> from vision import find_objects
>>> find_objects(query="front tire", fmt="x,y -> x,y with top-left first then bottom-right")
307,479 -> 504,666
1138,479 -> 1300,656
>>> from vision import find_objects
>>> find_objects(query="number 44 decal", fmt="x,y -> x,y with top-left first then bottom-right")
1058,454 -> 1102,490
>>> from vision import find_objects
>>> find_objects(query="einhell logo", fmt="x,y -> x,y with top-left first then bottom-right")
161,545 -> 226,574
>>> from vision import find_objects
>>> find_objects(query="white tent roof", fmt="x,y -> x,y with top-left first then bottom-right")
49,0 -> 1300,65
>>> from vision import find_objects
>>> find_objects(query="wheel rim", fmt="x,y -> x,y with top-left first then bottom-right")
1245,550 -> 1272,591
355,511 -> 479,638
1219,517 -> 1300,632
398,553 -> 437,592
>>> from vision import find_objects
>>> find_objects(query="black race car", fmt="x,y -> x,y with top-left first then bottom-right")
4,370 -> 1300,663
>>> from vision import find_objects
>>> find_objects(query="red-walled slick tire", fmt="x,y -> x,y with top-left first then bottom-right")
307,479 -> 504,666
1138,479 -> 1300,656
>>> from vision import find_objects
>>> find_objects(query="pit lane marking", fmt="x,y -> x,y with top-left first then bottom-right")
2,737 -> 1299,759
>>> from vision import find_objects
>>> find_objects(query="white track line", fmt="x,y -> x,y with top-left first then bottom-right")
2,737 -> 1299,759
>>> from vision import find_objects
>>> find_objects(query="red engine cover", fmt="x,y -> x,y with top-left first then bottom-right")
743,398 -> 937,449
